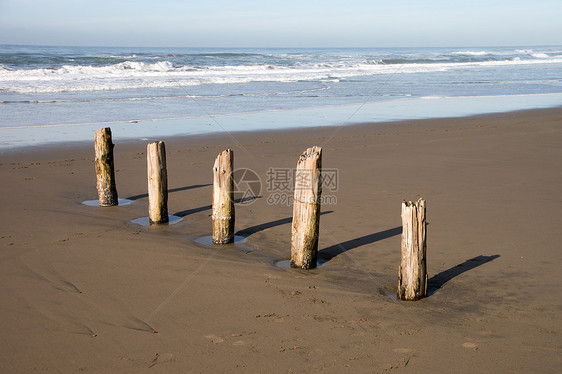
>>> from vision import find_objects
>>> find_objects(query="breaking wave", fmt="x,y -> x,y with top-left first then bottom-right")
2,51 -> 562,94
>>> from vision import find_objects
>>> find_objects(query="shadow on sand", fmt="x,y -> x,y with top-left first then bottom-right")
174,196 -> 261,218
125,184 -> 212,201
235,211 -> 334,238
428,254 -> 500,295
318,226 -> 403,263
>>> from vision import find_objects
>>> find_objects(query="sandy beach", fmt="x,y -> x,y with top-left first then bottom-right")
1,108 -> 561,373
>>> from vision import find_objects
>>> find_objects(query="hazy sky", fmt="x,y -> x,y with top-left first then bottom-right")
1,0 -> 561,47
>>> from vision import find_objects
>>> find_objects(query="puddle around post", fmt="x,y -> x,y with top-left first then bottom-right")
130,215 -> 182,226
194,235 -> 247,246
274,258 -> 327,268
82,198 -> 134,206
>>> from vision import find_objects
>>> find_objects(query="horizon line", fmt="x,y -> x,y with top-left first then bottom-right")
2,42 -> 562,50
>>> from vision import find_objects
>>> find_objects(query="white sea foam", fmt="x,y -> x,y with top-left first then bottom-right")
451,51 -> 489,56
531,53 -> 549,58
2,54 -> 562,94
516,49 -> 551,59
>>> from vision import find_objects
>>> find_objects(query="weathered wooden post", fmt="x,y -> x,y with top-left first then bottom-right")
147,141 -> 168,224
290,146 -> 322,269
398,198 -> 427,301
212,149 -> 235,244
94,127 -> 118,206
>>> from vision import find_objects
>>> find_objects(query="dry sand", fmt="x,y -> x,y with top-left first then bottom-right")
1,108 -> 561,373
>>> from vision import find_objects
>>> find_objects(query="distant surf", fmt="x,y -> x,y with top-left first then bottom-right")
2,46 -> 562,94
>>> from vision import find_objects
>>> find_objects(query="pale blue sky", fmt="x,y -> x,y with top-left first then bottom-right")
1,0 -> 561,47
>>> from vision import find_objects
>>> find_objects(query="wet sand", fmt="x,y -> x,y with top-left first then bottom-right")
1,108 -> 561,373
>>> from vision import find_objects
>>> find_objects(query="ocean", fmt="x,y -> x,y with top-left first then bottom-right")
1,44 -> 562,149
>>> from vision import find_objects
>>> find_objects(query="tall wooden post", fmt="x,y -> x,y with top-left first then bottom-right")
94,127 -> 118,207
290,146 -> 322,269
147,141 -> 168,224
212,149 -> 235,244
398,199 -> 427,301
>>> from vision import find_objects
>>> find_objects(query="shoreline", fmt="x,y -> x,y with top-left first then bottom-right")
1,107 -> 561,373
2,93 -> 562,151
2,104 -> 562,156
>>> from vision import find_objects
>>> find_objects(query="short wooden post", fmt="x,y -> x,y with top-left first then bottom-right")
290,146 -> 322,269
398,198 -> 427,301
212,149 -> 235,244
94,127 -> 118,207
147,141 -> 168,224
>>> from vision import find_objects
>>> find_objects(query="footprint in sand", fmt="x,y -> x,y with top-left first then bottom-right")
204,334 -> 225,344
148,353 -> 175,368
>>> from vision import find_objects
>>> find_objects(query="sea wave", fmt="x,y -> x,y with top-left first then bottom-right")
1,54 -> 562,94
531,53 -> 549,58
451,51 -> 490,56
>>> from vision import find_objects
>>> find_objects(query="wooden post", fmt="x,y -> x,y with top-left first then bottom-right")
147,141 -> 168,224
290,146 -> 322,269
212,149 -> 235,244
94,127 -> 118,207
398,198 -> 427,301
